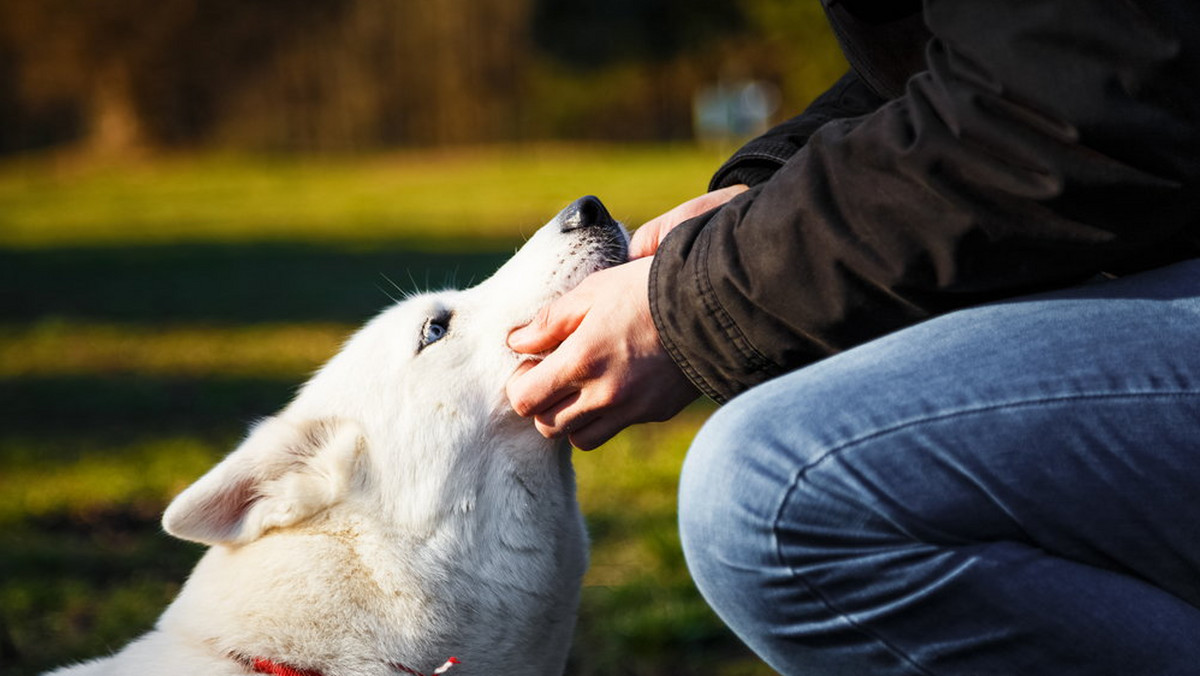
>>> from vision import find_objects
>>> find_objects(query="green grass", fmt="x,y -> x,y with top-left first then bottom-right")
0,146 -> 772,676
0,321 -> 350,378
0,145 -> 729,249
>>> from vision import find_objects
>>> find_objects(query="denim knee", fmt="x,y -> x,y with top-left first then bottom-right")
679,374 -> 875,583
678,383 -> 911,675
678,396 -> 756,626
678,385 -> 823,633
678,396 -> 748,586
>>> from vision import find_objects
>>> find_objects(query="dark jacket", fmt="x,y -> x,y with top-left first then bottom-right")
651,0 -> 1200,403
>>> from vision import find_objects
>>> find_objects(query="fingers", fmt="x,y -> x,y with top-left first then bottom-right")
505,257 -> 699,449
628,219 -> 670,259
507,305 -> 574,355
564,415 -> 614,451
506,339 -> 598,420
544,368 -> 698,450
527,385 -> 617,450
510,336 -> 699,449
629,184 -> 750,258
507,287 -> 591,354
562,407 -> 643,451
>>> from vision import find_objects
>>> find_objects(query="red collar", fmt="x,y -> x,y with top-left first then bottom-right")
242,655 -> 460,676
247,657 -> 320,676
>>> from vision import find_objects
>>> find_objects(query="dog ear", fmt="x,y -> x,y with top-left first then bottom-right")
162,416 -> 365,546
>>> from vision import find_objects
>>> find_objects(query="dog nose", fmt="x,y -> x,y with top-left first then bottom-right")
558,195 -> 612,232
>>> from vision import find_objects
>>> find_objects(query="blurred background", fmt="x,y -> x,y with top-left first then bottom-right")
0,1 -> 845,674
0,0 -> 846,154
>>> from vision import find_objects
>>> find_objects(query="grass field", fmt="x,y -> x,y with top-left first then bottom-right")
0,145 -> 774,675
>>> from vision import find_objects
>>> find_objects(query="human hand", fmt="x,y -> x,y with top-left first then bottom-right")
628,184 -> 748,258
505,256 -> 699,450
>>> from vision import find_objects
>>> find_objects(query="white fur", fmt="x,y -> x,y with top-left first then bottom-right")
46,202 -> 629,676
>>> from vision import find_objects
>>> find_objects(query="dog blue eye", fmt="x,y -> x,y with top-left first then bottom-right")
418,313 -> 451,351
424,322 -> 446,343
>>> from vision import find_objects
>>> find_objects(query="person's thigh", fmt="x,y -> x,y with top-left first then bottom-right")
679,260 -> 1200,676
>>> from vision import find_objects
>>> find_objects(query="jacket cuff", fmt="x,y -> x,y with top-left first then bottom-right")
709,146 -> 801,191
649,215 -> 728,403
649,193 -> 778,404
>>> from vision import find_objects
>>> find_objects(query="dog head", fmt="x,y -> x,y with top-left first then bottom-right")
162,196 -> 628,546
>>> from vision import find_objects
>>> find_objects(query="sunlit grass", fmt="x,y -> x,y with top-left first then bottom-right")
0,320 -> 351,378
0,145 -> 723,249
0,436 -> 222,526
570,408 -> 776,676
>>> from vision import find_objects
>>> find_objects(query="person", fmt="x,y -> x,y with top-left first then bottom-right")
506,0 -> 1200,673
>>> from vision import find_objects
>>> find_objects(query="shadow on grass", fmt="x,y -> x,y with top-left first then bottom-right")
0,242 -> 512,325
1,508 -> 205,676
0,374 -> 295,439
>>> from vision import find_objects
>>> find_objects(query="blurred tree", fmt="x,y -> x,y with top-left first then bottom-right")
0,0 -> 355,153
739,0 -> 847,114
530,0 -> 745,69
523,0 -> 845,143
0,0 -> 844,154
209,0 -> 534,150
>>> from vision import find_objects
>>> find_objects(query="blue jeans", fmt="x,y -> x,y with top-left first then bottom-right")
678,260 -> 1200,675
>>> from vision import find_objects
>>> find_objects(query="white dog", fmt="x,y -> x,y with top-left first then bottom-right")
46,196 -> 628,676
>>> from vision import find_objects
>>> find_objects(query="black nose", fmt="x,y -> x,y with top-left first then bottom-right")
558,195 -> 612,232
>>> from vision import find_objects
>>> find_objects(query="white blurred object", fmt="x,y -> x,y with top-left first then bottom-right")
694,79 -> 780,143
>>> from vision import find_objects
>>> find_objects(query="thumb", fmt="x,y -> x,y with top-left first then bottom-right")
508,291 -> 590,354
629,219 -> 668,259
630,184 -> 751,259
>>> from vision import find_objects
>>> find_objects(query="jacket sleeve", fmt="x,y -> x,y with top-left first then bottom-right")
651,0 -> 1200,403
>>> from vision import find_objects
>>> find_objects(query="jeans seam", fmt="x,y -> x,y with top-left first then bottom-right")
769,389 -> 1200,675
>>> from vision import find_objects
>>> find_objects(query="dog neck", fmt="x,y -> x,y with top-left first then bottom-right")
235,654 -> 460,676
